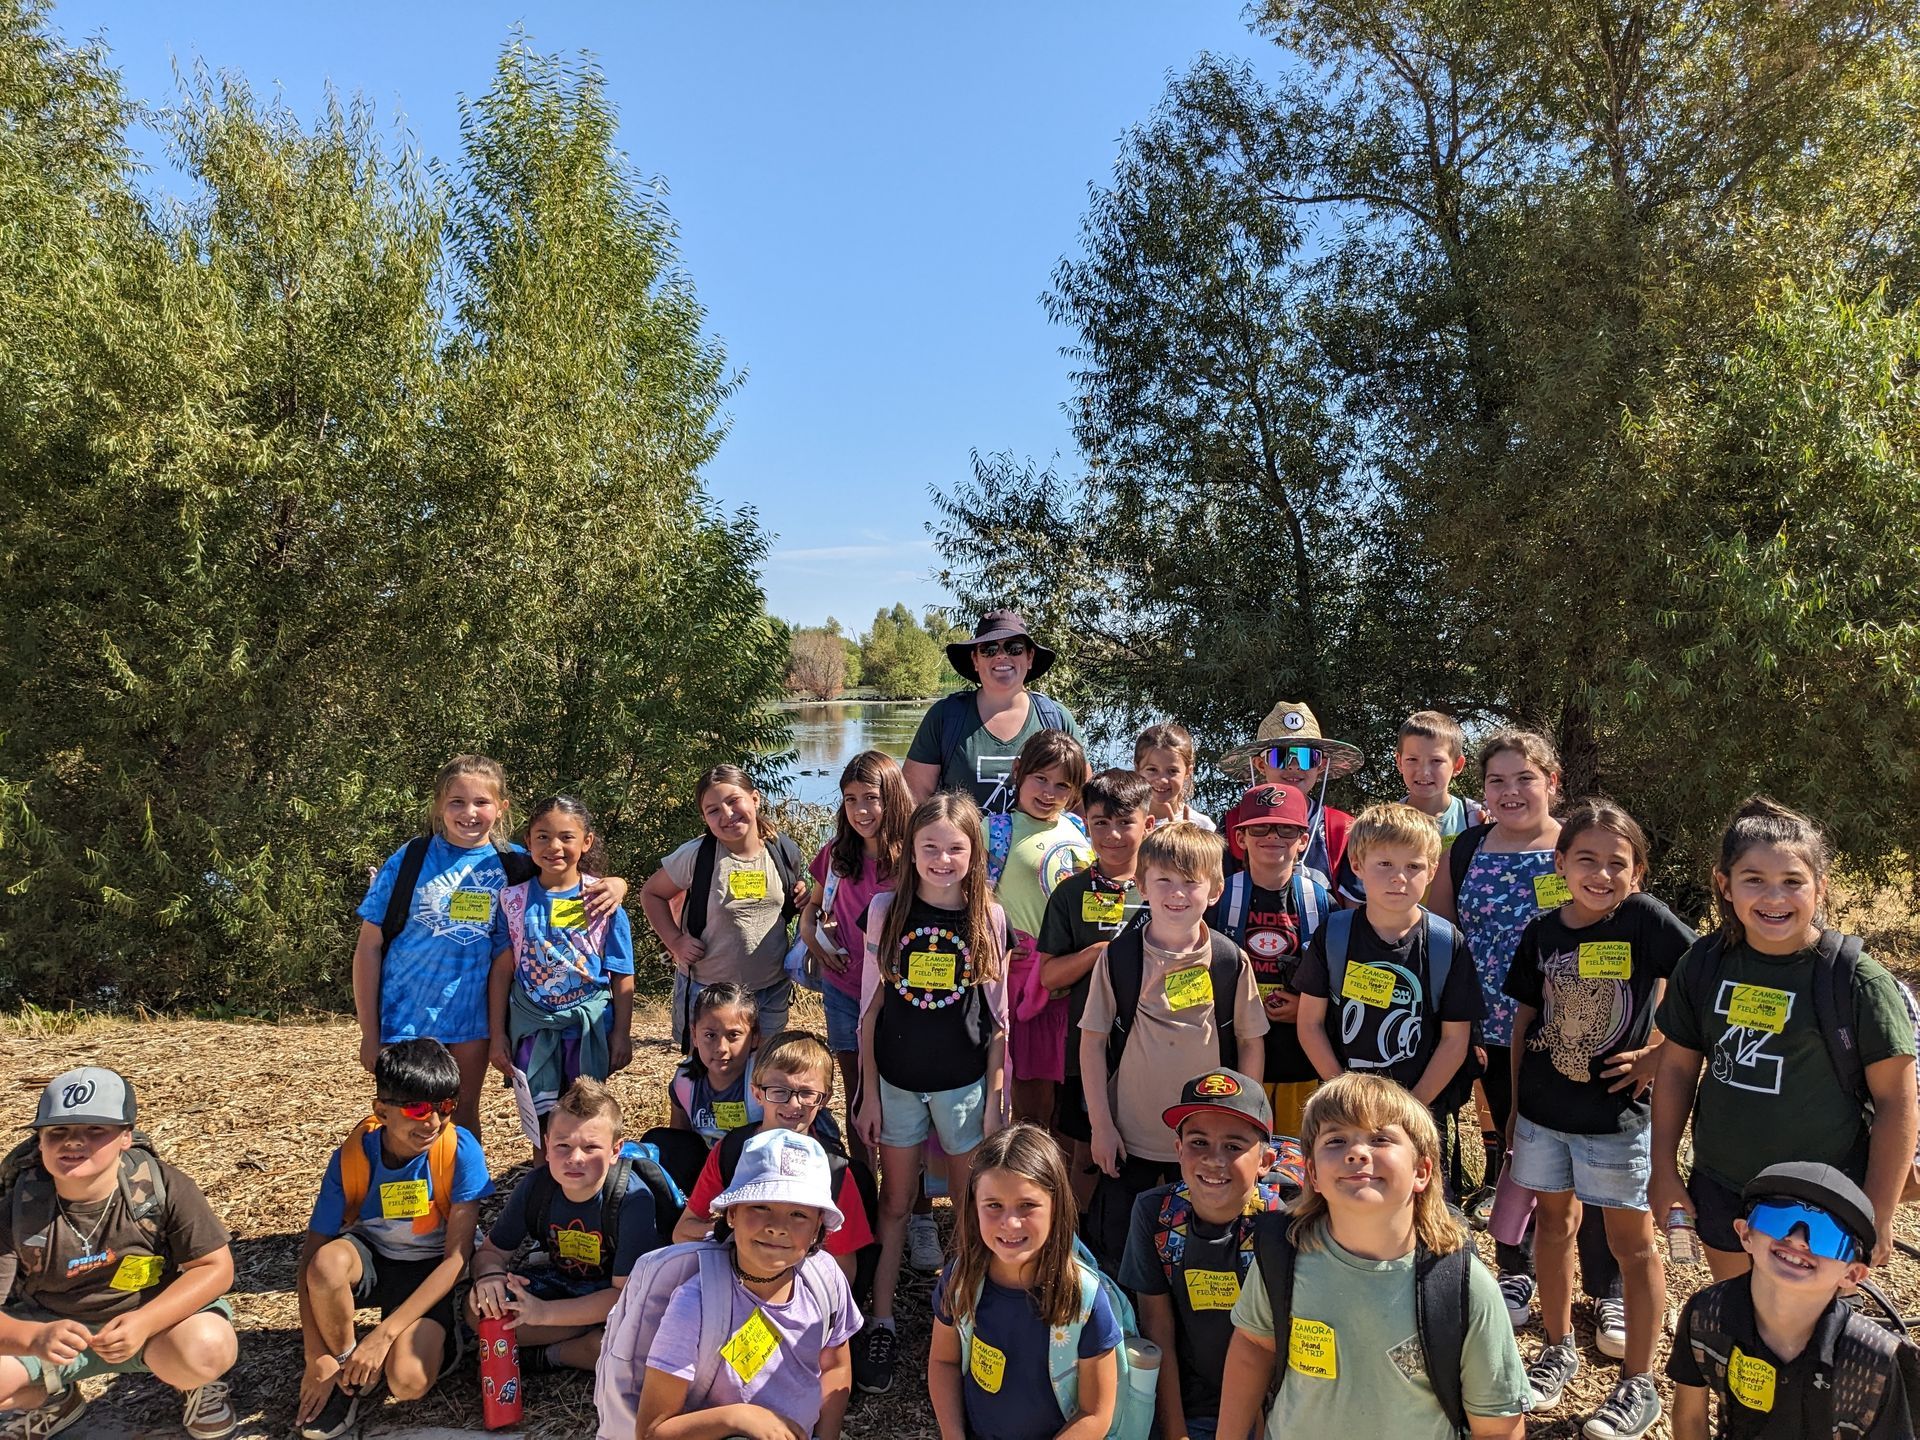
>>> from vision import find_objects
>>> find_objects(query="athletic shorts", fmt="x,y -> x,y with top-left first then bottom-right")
8,1298 -> 235,1396
343,1234 -> 458,1345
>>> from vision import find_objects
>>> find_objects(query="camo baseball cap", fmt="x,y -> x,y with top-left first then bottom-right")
32,1066 -> 137,1128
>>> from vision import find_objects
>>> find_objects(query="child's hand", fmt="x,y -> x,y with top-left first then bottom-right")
88,1310 -> 150,1364
1648,1169 -> 1692,1231
1874,1221 -> 1893,1269
489,1039 -> 514,1079
341,1326 -> 394,1391
28,1318 -> 91,1366
358,1033 -> 382,1074
297,1355 -> 344,1426
855,1093 -> 882,1150
732,1406 -> 807,1440
610,1032 -> 633,1072
1601,1038 -> 1664,1097
1092,1122 -> 1126,1178
583,874 -> 628,919
1263,989 -> 1299,1023
472,1273 -> 512,1319
502,1273 -> 549,1329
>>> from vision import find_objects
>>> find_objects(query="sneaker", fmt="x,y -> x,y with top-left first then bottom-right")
1463,1186 -> 1496,1231
907,1212 -> 945,1273
855,1321 -> 896,1395
1584,1373 -> 1662,1440
298,1383 -> 360,1440
182,1380 -> 237,1440
2,1390 -> 86,1439
1499,1271 -> 1536,1328
1593,1294 -> 1628,1360
1527,1336 -> 1582,1410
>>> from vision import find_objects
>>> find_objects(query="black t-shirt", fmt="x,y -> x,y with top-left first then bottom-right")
1207,878 -> 1317,1084
1668,1273 -> 1912,1439
1036,867 -> 1147,1078
873,896 -> 993,1093
1503,893 -> 1696,1135
1293,910 -> 1484,1092
1117,1183 -> 1248,1423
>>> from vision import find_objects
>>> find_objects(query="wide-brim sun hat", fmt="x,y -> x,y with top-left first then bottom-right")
946,608 -> 1056,684
1218,700 -> 1364,779
708,1128 -> 845,1232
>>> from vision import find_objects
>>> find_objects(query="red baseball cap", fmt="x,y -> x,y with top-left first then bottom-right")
1228,783 -> 1310,832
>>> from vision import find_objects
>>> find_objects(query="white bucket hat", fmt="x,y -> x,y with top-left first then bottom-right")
709,1129 -> 845,1232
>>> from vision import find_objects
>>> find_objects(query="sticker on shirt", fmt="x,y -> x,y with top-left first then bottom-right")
1710,981 -> 1796,1095
1532,874 -> 1573,909
109,1253 -> 164,1291
447,889 -> 494,925
1164,964 -> 1213,1011
1184,1269 -> 1241,1311
380,1179 -> 431,1220
727,869 -> 768,902
555,1227 -> 603,1266
549,897 -> 587,929
970,1335 -> 1007,1393
721,1307 -> 779,1382
1288,1317 -> 1337,1379
906,950 -> 958,990
1728,1347 -> 1776,1412
1334,963 -> 1425,1074
1342,962 -> 1399,1008
713,1101 -> 750,1131
1727,984 -> 1791,1034
1082,890 -> 1126,925
1576,941 -> 1632,980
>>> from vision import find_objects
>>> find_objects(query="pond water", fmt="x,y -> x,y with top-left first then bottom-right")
771,700 -> 933,807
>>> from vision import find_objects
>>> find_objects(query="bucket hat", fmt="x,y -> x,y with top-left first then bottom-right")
946,609 -> 1056,684
709,1128 -> 845,1232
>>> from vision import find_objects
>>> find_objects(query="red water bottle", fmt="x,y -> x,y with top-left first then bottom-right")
477,1314 -> 523,1429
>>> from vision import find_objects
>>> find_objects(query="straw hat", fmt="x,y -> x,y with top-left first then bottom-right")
1218,700 -> 1364,779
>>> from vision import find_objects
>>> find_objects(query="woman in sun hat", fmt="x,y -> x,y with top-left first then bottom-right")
903,609 -> 1086,811
1217,700 -> 1364,887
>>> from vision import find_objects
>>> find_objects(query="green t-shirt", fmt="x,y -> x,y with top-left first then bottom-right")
995,812 -> 1094,940
1230,1233 -> 1529,1438
1655,938 -> 1915,1188
906,690 -> 1085,810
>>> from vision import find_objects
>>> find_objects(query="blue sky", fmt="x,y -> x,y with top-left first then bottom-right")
53,1 -> 1268,628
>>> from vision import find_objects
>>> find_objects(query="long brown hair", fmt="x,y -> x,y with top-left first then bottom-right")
1289,1073 -> 1464,1256
694,764 -> 778,844
875,792 -> 999,986
829,750 -> 913,883
1713,795 -> 1832,944
943,1123 -> 1081,1328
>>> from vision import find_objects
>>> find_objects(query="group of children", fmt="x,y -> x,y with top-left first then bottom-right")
1,690 -> 1916,1440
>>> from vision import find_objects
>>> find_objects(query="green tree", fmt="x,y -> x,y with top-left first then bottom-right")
860,603 -> 946,698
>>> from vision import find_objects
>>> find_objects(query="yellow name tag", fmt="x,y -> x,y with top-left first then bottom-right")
108,1253 -> 164,1291
969,1335 -> 1007,1393
721,1307 -> 779,1382
713,1100 -> 750,1131
379,1179 -> 431,1219
1342,962 -> 1398,1008
549,897 -> 587,929
906,950 -> 957,989
1728,1346 -> 1777,1412
1533,873 -> 1573,908
1288,1317 -> 1338,1379
447,889 -> 493,924
727,868 -> 768,902
1728,984 -> 1792,1034
1184,1269 -> 1241,1311
1164,964 -> 1213,1011
1082,890 -> 1125,925
1577,941 -> 1632,980
556,1228 -> 602,1265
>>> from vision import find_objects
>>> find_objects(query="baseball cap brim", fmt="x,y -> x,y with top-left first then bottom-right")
1161,1100 -> 1274,1141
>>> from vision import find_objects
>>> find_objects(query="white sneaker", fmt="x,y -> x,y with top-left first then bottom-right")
907,1212 -> 945,1272
1499,1271 -> 1536,1328
1594,1294 -> 1628,1359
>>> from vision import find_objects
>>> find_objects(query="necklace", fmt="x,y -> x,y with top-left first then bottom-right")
58,1195 -> 112,1255
730,1248 -> 796,1286
892,924 -> 974,1010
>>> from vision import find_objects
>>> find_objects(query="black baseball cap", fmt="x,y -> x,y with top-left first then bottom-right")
1162,1068 -> 1273,1140
1741,1162 -> 1877,1252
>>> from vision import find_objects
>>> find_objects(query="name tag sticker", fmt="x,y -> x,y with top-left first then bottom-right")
1184,1269 -> 1241,1311
727,869 -> 768,902
970,1335 -> 1007,1393
1577,941 -> 1632,980
1164,964 -> 1213,1011
1082,890 -> 1126,925
447,890 -> 493,924
1342,962 -> 1398,1009
906,950 -> 958,990
721,1307 -> 779,1382
549,897 -> 587,929
713,1101 -> 750,1131
1533,874 -> 1573,908
556,1229 -> 602,1265
1728,984 -> 1791,1034
1288,1317 -> 1338,1379
1728,1346 -> 1777,1412
108,1253 -> 164,1291
379,1179 -> 431,1220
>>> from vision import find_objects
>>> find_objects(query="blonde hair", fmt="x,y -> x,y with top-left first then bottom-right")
756,1030 -> 835,1096
876,793 -> 1001,986
1478,729 -> 1561,782
945,1124 -> 1081,1328
1345,802 -> 1442,868
1398,711 -> 1467,763
431,754 -> 511,844
552,1076 -> 624,1137
1290,1073 -> 1463,1255
1137,821 -> 1225,889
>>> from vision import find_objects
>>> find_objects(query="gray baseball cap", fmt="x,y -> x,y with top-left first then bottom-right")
32,1067 -> 137,1128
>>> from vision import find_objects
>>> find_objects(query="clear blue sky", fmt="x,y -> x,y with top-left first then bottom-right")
52,1 -> 1269,628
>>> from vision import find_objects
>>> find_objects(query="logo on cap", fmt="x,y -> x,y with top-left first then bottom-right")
777,1138 -> 807,1176
1251,786 -> 1281,808
62,1080 -> 96,1109
1281,711 -> 1305,732
1194,1074 -> 1240,1098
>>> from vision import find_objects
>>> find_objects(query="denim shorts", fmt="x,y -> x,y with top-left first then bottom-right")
1510,1113 -> 1652,1212
671,971 -> 792,1051
876,1075 -> 987,1154
820,982 -> 862,1054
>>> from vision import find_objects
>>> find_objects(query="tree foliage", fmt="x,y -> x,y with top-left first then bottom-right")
787,627 -> 850,700
859,604 -> 950,699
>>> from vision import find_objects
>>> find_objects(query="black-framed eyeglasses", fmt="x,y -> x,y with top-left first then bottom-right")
975,639 -> 1030,658
757,1084 -> 827,1107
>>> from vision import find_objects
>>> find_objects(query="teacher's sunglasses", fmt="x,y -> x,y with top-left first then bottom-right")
380,1097 -> 458,1121
1262,745 -> 1323,772
975,639 -> 1031,658
1744,1200 -> 1861,1262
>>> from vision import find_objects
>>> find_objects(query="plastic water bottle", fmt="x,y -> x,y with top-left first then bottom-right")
1122,1337 -> 1162,1440
1666,1205 -> 1702,1265
477,1313 -> 523,1429
1487,1158 -> 1536,1247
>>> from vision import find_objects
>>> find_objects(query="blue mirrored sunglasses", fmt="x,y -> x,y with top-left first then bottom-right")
1744,1200 -> 1860,1262
1261,745 -> 1323,772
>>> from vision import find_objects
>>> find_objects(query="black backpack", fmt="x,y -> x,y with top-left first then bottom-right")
379,835 -> 537,955
1254,1211 -> 1474,1434
1447,822 -> 1495,899
523,1140 -> 686,1265
1104,926 -> 1247,1079
681,833 -> 805,940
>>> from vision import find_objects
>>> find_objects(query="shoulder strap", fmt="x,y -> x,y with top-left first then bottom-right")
1415,1244 -> 1473,1434
422,1122 -> 458,1235
337,1118 -> 377,1222
1153,1184 -> 1194,1281
937,690 -> 987,770
1290,871 -> 1326,939
599,1159 -> 633,1260
1254,1212 -> 1296,1399
1218,871 -> 1251,943
1030,692 -> 1068,732
1448,822 -> 1492,898
1324,909 -> 1355,995
684,834 -> 719,941
380,836 -> 434,956
1209,933 -> 1243,1067
717,1121 -> 755,1184
770,837 -> 804,923
496,841 -> 538,886
525,1166 -> 557,1246
1105,925 -> 1149,1079
686,1245 -> 738,1410
797,1251 -> 845,1347
1683,933 -> 1730,1037
1423,911 -> 1457,1016
1810,929 -> 1870,1105
986,812 -> 1014,889
1041,1259 -> 1099,1424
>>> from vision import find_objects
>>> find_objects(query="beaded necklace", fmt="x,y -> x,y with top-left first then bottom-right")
892,923 -> 974,1010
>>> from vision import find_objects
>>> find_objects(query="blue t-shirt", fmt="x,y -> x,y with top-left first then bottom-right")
504,879 -> 635,1012
933,1267 -> 1121,1440
307,1124 -> 493,1262
357,835 -> 520,1044
486,1165 -> 659,1291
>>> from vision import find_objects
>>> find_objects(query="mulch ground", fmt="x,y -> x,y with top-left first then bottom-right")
6,882 -> 1918,1438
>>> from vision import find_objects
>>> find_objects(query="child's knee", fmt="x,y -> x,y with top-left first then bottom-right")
147,1312 -> 239,1386
0,1358 -> 37,1407
384,1328 -> 446,1401
306,1238 -> 363,1293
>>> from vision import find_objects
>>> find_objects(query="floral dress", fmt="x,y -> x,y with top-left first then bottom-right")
1455,845 -> 1559,1046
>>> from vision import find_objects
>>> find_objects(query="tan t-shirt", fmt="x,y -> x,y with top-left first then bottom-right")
1080,928 -> 1268,1163
0,1154 -> 231,1324
663,837 -> 790,993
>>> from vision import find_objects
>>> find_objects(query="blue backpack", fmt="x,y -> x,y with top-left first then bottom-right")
1212,870 -> 1330,947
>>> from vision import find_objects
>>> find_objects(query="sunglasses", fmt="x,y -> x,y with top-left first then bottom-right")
974,639 -> 1030,658
380,1097 -> 457,1121
757,1084 -> 827,1108
1744,1200 -> 1861,1262
1262,745 -> 1323,772
1239,823 -> 1307,840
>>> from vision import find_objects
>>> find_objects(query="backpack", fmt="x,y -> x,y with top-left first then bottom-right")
1212,870 -> 1329,950
523,1139 -> 686,1267
336,1116 -> 458,1237
986,808 -> 1090,889
380,835 -> 537,955
593,1240 -> 847,1440
682,833 -> 805,940
951,1235 -> 1154,1440
1103,926 -> 1248,1080
1254,1212 -> 1474,1435
1321,909 -> 1483,1113
938,689 -> 1071,814
1148,1167 -> 1298,1290
1446,822 -> 1495,899
0,1132 -> 169,1289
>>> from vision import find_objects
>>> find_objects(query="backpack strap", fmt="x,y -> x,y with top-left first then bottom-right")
1810,930 -> 1870,1106
685,1244 -> 739,1410
769,836 -> 805,925
524,1165 -> 558,1249
1104,925 -> 1150,1080
1208,933 -> 1243,1068
1448,822 -> 1493,899
1323,909 -> 1355,1000
1290,871 -> 1327,942
1043,1257 -> 1100,1422
1030,693 -> 1069,733
936,691 -> 985,775
1423,912 -> 1457,1015
1153,1184 -> 1194,1283
683,834 -> 719,941
1253,1210 -> 1296,1399
1414,1244 -> 1473,1435
379,835 -> 434,956
496,841 -> 538,886
1216,871 -> 1251,944
986,812 -> 1015,889
337,1119 -> 376,1225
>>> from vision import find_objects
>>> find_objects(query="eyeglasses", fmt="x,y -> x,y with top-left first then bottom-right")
757,1085 -> 827,1108
380,1098 -> 457,1121
1261,745 -> 1323,772
1239,823 -> 1306,840
1744,1200 -> 1860,1262
975,639 -> 1030,658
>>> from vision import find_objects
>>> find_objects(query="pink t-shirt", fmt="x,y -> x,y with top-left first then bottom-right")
807,846 -> 890,999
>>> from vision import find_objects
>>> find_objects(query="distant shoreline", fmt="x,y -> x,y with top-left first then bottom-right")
776,692 -> 939,707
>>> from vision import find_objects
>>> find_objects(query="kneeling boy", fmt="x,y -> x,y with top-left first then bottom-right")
0,1067 -> 238,1439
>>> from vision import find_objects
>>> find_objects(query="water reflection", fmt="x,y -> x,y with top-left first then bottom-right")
773,700 -> 932,807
